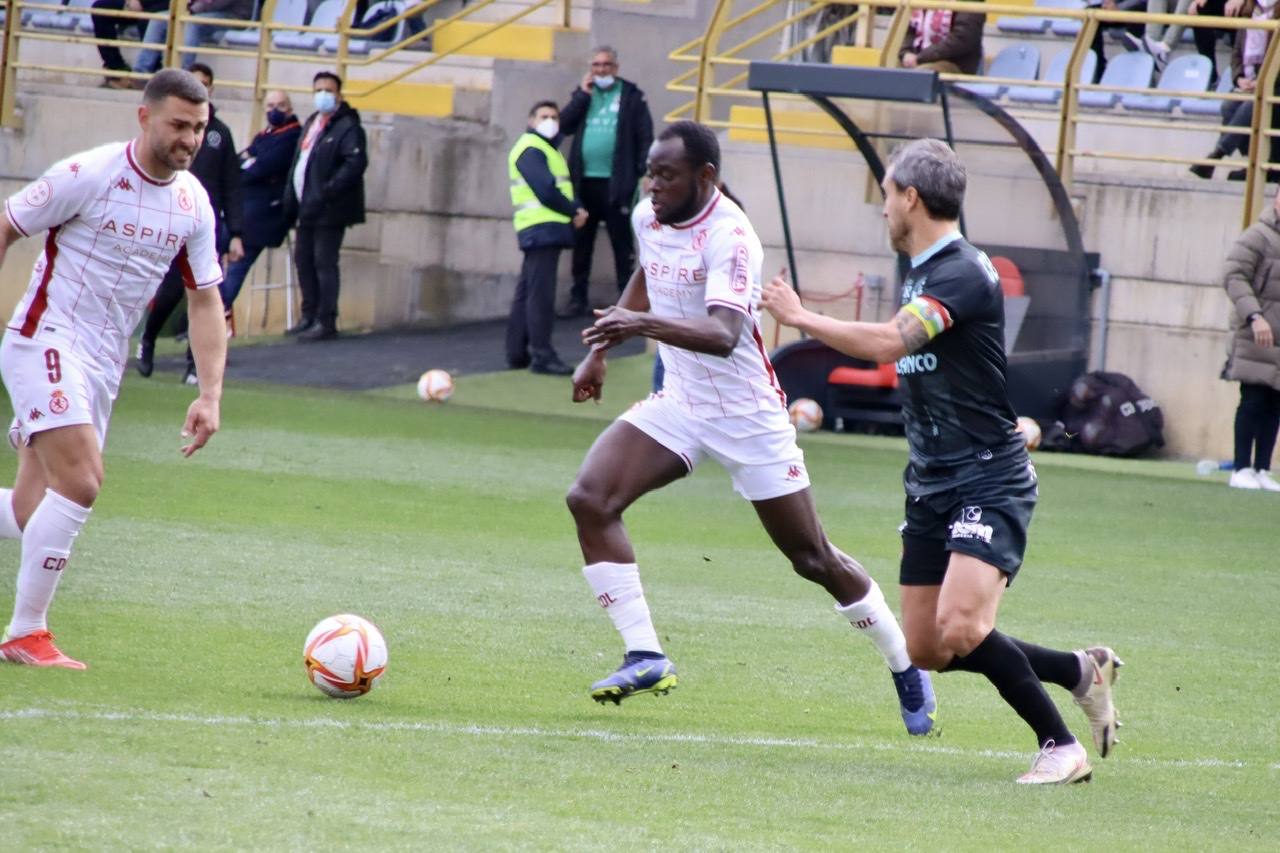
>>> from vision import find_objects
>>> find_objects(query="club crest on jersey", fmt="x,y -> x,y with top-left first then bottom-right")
693,229 -> 708,250
114,177 -> 135,193
178,188 -> 193,211
48,390 -> 69,415
23,179 -> 52,208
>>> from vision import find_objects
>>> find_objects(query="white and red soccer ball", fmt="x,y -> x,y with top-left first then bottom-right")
1015,416 -> 1042,451
788,397 -> 823,433
304,614 -> 388,699
417,369 -> 454,402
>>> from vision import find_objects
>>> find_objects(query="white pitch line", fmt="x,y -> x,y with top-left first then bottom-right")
2,707 -> 1276,772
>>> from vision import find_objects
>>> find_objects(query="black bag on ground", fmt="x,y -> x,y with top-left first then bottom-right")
1044,371 -> 1164,456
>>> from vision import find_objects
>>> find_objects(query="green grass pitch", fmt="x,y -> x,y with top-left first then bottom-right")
1,358 -> 1277,850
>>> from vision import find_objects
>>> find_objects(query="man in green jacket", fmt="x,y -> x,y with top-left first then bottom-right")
507,101 -> 587,375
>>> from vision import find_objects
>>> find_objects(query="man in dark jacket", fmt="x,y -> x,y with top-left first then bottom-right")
507,101 -> 588,375
220,90 -> 303,313
556,46 -> 653,318
282,71 -> 368,342
898,8 -> 986,75
136,63 -> 244,382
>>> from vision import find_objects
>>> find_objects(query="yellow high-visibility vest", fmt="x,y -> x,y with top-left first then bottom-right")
508,131 -> 573,232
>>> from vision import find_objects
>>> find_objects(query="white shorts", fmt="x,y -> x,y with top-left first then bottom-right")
619,392 -> 810,501
2,334 -> 113,450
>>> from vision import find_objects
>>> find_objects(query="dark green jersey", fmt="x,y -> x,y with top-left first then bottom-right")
895,236 -> 1027,496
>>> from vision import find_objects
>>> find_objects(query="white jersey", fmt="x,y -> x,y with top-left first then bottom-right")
4,140 -> 222,396
632,190 -> 784,418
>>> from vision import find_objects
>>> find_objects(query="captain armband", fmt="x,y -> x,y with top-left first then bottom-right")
902,295 -> 953,341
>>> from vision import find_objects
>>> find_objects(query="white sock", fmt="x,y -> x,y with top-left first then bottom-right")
7,489 -> 91,639
582,561 -> 663,655
835,580 -> 912,673
0,488 -> 20,539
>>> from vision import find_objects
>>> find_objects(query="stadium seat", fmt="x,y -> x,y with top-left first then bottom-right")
1122,53 -> 1211,112
1080,51 -> 1153,108
1048,0 -> 1088,37
226,0 -> 307,47
1008,49 -> 1096,104
275,0 -> 347,50
29,0 -> 93,32
991,256 -> 1027,297
322,0 -> 404,54
1181,71 -> 1234,117
958,44 -> 1039,99
997,0 -> 1052,34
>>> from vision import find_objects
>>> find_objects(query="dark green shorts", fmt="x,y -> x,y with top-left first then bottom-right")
898,461 -> 1038,586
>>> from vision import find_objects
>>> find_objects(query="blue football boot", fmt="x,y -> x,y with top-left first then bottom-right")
891,665 -> 938,736
590,652 -> 678,705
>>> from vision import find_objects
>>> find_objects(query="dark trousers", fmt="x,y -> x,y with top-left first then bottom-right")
91,0 -> 131,72
295,225 -> 345,330
220,242 -> 267,308
1213,78 -> 1280,164
506,245 -> 561,364
570,178 -> 634,304
1192,0 -> 1228,84
1234,382 -> 1280,471
142,264 -> 187,347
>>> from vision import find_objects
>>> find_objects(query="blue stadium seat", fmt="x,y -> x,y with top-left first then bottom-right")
997,0 -> 1052,34
275,0 -> 345,50
1080,50 -> 1153,108
1181,71 -> 1235,117
1122,53 -> 1211,112
1048,0 -> 1088,37
1008,49 -> 1097,105
226,0 -> 307,47
29,0 -> 93,32
958,44 -> 1040,99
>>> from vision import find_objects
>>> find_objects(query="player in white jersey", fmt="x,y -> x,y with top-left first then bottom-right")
0,70 -> 227,669
565,121 -> 937,735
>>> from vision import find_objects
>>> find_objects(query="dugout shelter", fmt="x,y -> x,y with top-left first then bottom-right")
752,61 -> 1095,429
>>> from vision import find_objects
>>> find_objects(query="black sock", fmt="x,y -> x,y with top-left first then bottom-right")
943,630 -> 1074,748
1009,638 -> 1083,693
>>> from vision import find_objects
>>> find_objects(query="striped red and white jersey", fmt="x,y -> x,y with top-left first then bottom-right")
631,190 -> 784,418
4,140 -> 221,395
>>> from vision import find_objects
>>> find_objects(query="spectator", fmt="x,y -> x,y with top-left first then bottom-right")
132,0 -> 254,75
1222,190 -> 1280,490
556,46 -> 654,319
1190,0 -> 1279,179
282,71 -> 368,342
136,63 -> 244,382
898,6 -> 986,74
91,0 -> 167,89
220,90 -> 303,319
1140,0 -> 1199,66
506,100 -> 588,375
1088,0 -> 1146,84
1180,0 -> 1243,85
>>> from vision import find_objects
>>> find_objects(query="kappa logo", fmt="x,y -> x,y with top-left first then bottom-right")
69,162 -> 81,177
178,188 -> 193,212
786,464 -> 804,480
27,408 -> 42,421
48,389 -> 69,415
114,176 -> 134,192
732,226 -> 745,236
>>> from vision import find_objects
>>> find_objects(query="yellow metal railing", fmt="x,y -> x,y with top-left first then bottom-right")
0,0 -> 577,126
670,0 -> 1280,227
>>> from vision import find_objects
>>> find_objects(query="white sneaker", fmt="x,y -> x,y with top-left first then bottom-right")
1073,646 -> 1123,758
1254,470 -> 1280,492
1016,739 -> 1093,785
1229,468 -> 1262,490
1142,35 -> 1170,67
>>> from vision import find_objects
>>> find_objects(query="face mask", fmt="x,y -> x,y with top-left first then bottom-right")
313,90 -> 337,115
535,118 -> 559,139
592,75 -> 616,90
266,108 -> 289,127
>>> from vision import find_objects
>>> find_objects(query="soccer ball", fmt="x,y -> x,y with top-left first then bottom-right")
1015,416 -> 1042,451
303,614 -> 388,699
788,398 -> 823,433
417,369 -> 454,402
